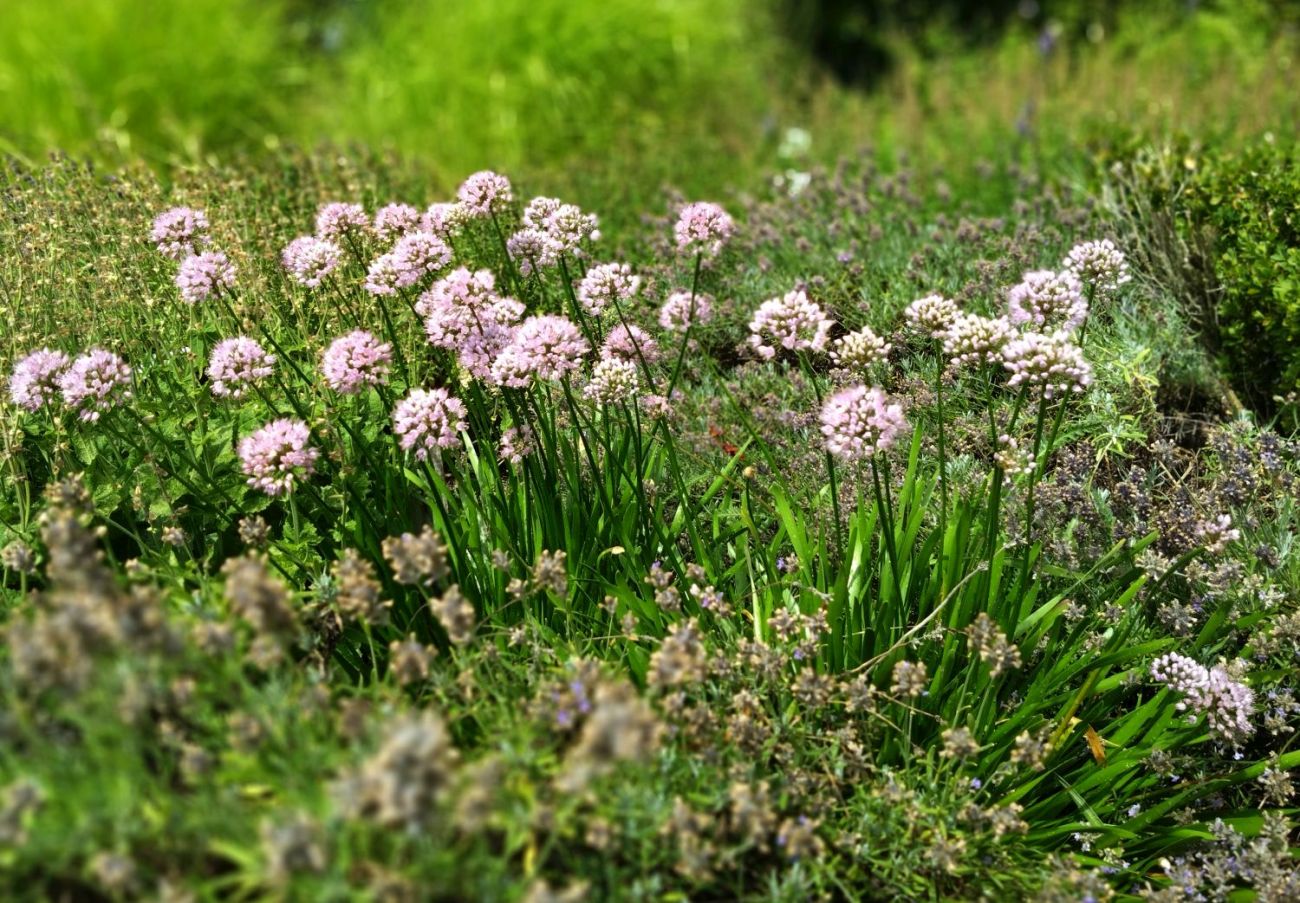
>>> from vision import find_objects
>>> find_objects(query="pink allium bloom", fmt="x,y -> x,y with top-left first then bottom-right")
457,171 -> 514,218
208,337 -> 275,399
1063,239 -> 1130,296
420,268 -> 524,379
59,349 -> 132,422
9,348 -> 70,412
238,418 -> 319,497
820,384 -> 906,462
674,201 -> 734,259
176,251 -> 236,304
321,330 -> 393,394
421,202 -> 468,239
315,202 -> 370,241
281,236 -> 342,288
390,231 -> 453,288
393,387 -> 467,460
600,324 -> 662,366
1002,330 -> 1093,399
903,294 -> 959,338
507,227 -> 557,276
584,357 -> 640,405
522,196 -> 563,230
943,313 -> 1016,368
658,291 -> 713,333
576,263 -> 640,316
497,423 -> 536,465
830,327 -> 891,371
373,203 -> 422,244
491,315 -> 589,387
1007,269 -> 1087,333
1151,652 -> 1254,744
747,288 -> 833,360
540,202 -> 600,256
363,253 -> 402,296
151,207 -> 210,260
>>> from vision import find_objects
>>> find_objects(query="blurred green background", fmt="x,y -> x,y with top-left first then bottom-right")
2,0 -> 1296,207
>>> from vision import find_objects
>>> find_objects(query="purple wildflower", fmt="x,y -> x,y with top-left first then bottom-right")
363,253 -> 402,296
1003,331 -> 1093,398
315,203 -> 370,242
491,315 -> 589,387
373,203 -> 422,244
600,324 -> 662,366
419,268 -> 524,379
281,236 -> 342,288
393,388 -> 467,460
208,337 -> 275,399
421,202 -> 468,239
1008,270 -> 1087,333
176,251 -> 236,304
576,263 -> 640,316
1151,653 -> 1254,744
658,291 -> 713,333
674,202 -> 734,259
498,423 -> 536,464
238,419 -> 319,497
457,171 -> 513,218
747,288 -> 833,360
59,349 -> 132,422
820,384 -> 906,461
506,227 -> 557,276
321,330 -> 392,394
151,207 -> 209,260
390,231 -> 453,288
9,348 -> 70,412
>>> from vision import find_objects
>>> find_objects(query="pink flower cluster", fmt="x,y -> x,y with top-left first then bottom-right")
1007,270 -> 1087,333
904,294 -> 959,339
59,349 -> 132,422
584,358 -> 640,405
316,202 -> 370,241
601,324 -> 661,366
491,315 -> 589,387
820,385 -> 906,462
9,348 -> 70,412
176,251 -> 236,304
659,291 -> 713,333
1063,239 -> 1130,296
393,388 -> 467,460
943,313 -> 1015,368
151,207 -> 210,260
674,202 -> 734,259
366,232 -> 453,295
830,327 -> 891,372
419,268 -> 524,379
282,236 -> 342,288
421,202 -> 468,239
321,330 -> 393,394
238,419 -> 319,496
1002,331 -> 1093,399
747,288 -> 833,360
576,263 -> 639,316
373,203 -> 422,244
457,171 -> 513,218
208,337 -> 275,399
1151,652 -> 1254,744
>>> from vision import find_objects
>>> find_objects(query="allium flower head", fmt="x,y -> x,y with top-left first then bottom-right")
1003,330 -> 1093,398
600,324 -> 661,365
59,349 -> 132,422
1151,652 -> 1254,744
521,197 -> 563,230
576,263 -> 640,316
281,236 -> 342,288
176,251 -> 236,304
372,203 -> 422,244
584,358 -> 640,406
491,315 -> 589,387
658,291 -> 713,333
943,313 -> 1016,368
393,388 -> 467,460
830,327 -> 891,371
9,348 -> 70,412
674,201 -> 734,259
321,330 -> 392,394
419,268 -> 523,379
1197,514 -> 1241,555
506,227 -> 557,276
1063,239 -> 1130,296
1008,270 -> 1087,333
498,424 -> 536,464
747,288 -> 833,360
421,202 -> 468,239
390,231 -> 453,288
238,419 -> 318,496
904,294 -> 959,338
539,202 -> 600,256
315,202 -> 370,241
208,337 -> 275,399
457,171 -> 513,217
820,384 -> 906,461
363,253 -> 402,296
151,207 -> 209,260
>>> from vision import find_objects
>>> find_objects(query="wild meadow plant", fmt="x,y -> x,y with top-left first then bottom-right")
0,159 -> 1297,899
